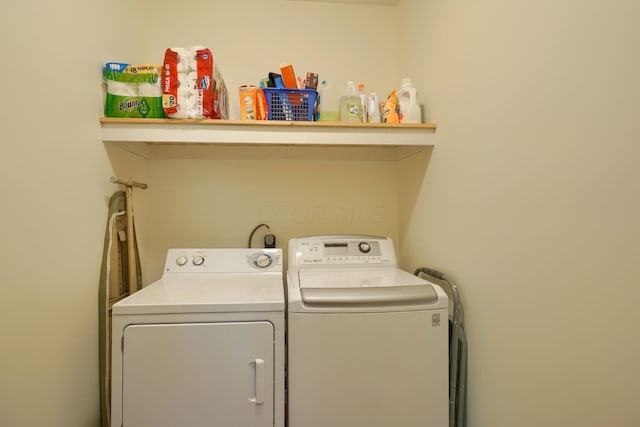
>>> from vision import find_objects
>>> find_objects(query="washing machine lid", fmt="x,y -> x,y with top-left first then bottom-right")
297,268 -> 437,305
112,273 -> 285,315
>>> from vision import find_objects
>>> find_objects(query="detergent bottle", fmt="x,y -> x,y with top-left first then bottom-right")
317,80 -> 339,121
339,81 -> 363,123
397,78 -> 422,124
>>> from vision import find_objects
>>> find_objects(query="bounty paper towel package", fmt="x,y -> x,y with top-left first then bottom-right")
103,63 -> 164,118
162,46 -> 228,119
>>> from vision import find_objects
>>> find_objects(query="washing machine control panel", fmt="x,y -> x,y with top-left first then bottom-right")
292,237 -> 395,266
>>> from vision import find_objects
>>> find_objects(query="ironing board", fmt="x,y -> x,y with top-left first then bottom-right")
98,191 -> 142,427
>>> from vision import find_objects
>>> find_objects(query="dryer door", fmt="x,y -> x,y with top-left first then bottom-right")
121,321 -> 274,427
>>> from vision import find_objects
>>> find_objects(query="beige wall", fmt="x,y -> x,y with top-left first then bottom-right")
143,158 -> 400,282
398,0 -> 640,426
0,0 -> 141,426
3,0 -> 639,426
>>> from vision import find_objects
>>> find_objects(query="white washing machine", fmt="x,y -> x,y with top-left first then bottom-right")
286,235 -> 449,427
111,248 -> 285,427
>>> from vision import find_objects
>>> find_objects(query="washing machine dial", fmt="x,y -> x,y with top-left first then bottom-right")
193,255 -> 205,266
358,242 -> 371,253
176,255 -> 188,266
253,253 -> 273,268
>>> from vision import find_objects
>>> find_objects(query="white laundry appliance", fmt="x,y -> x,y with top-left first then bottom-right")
111,248 -> 285,427
286,235 -> 448,427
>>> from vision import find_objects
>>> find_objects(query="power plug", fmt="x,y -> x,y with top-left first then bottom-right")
264,233 -> 276,248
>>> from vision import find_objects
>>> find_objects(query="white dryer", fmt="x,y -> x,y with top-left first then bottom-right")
111,248 -> 285,427
286,235 -> 448,427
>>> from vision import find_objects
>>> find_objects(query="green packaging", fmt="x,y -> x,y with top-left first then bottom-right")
103,63 -> 165,118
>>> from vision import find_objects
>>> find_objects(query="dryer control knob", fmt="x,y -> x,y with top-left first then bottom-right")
193,255 -> 205,266
358,242 -> 371,253
176,255 -> 188,266
254,253 -> 273,268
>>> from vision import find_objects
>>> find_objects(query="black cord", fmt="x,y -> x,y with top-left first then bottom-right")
248,223 -> 271,248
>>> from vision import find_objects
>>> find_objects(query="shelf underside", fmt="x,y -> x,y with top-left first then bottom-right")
100,118 -> 436,161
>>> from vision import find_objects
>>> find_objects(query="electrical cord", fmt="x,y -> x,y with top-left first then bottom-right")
248,223 -> 275,248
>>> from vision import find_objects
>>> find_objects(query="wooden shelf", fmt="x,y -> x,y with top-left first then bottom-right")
100,118 -> 436,161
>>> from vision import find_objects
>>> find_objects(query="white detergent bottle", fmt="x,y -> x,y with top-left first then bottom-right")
397,77 -> 422,124
339,81 -> 362,123
317,80 -> 339,121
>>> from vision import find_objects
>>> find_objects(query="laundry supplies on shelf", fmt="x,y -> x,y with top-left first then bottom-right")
397,77 -> 422,124
103,63 -> 164,118
161,46 -> 228,119
339,81 -> 363,123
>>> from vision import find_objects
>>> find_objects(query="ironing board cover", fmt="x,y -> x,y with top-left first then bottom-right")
98,191 -> 142,427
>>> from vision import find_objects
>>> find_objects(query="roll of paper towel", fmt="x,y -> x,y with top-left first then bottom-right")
138,82 -> 161,97
106,80 -> 137,97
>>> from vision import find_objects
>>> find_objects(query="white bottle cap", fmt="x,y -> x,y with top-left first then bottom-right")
400,77 -> 413,88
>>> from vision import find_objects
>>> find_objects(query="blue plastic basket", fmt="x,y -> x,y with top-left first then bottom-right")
263,88 -> 317,121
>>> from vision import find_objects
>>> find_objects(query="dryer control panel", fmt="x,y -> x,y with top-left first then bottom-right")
289,235 -> 396,266
164,248 -> 282,273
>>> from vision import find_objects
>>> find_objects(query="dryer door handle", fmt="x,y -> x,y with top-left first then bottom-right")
249,358 -> 265,405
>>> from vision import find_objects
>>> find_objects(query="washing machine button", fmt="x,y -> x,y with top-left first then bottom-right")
193,255 -> 205,266
176,255 -> 188,266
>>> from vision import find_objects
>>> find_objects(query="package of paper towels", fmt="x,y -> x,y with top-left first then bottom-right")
162,46 -> 228,119
103,63 -> 165,118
